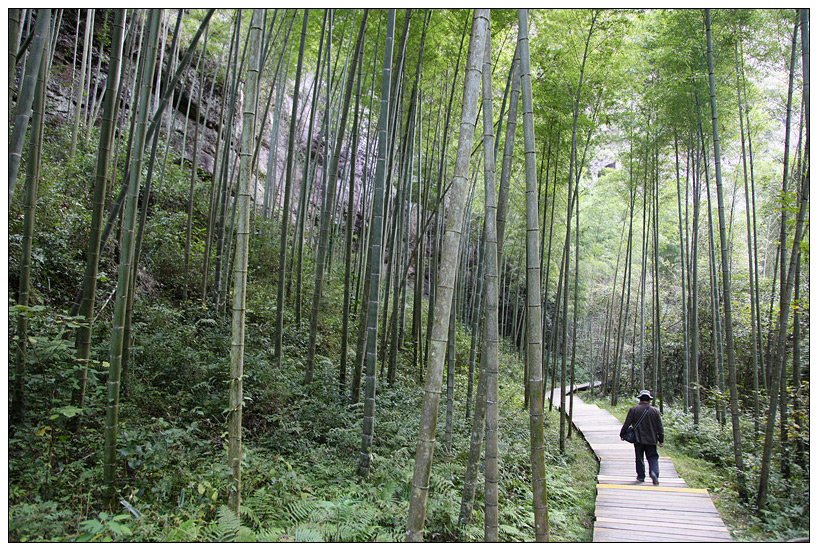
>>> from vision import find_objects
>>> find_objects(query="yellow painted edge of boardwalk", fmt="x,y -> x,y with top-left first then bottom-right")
597,483 -> 709,494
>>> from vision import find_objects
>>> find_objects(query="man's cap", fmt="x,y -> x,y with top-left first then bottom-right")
638,389 -> 653,400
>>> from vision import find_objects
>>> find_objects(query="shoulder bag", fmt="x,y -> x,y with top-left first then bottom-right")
623,407 -> 650,444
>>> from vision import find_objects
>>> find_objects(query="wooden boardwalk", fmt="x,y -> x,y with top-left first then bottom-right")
551,385 -> 732,542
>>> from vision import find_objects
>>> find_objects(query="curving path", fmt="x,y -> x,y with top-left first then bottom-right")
551,385 -> 733,542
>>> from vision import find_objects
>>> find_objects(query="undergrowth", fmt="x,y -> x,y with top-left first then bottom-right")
9,125 -> 597,542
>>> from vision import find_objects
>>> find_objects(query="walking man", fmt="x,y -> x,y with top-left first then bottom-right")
620,390 -> 664,485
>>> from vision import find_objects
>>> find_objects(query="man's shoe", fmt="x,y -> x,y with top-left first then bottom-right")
637,478 -> 645,483
651,475 -> 659,485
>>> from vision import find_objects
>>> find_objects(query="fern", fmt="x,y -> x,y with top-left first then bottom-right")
218,505 -> 241,535
241,488 -> 280,528
255,526 -> 285,542
239,504 -> 263,531
202,505 -> 241,542
499,523 -> 528,542
274,497 -> 387,542
286,500 -> 317,524
461,523 -> 484,543
236,526 -> 257,543
375,480 -> 400,503
429,474 -> 455,495
374,526 -> 405,542
501,503 -> 533,531
293,525 -> 324,542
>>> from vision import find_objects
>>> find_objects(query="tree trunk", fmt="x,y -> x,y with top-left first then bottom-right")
274,9 -> 308,365
103,8 -> 160,508
406,10 -> 486,541
182,24 -> 210,301
294,10 -> 327,325
68,8 -> 92,159
358,9 -> 395,477
479,21 -> 501,541
704,8 -> 747,501
72,8 -> 126,411
340,18 -> 363,392
8,8 -> 50,203
11,16 -> 49,424
518,8 -> 549,541
305,10 -> 368,384
756,7 -> 808,511
673,134 -> 690,413
690,130 -> 701,425
227,8 -> 263,513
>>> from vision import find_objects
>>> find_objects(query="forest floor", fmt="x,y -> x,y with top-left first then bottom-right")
8,192 -> 599,542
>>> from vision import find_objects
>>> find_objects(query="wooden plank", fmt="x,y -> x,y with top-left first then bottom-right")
596,513 -> 727,527
592,460 -> 676,468
574,426 -> 622,436
598,463 -> 679,475
594,521 -> 732,540
593,527 -> 731,543
597,476 -> 687,488
595,499 -> 719,515
593,527 -> 728,543
597,474 -> 685,481
596,503 -> 717,515
596,486 -> 713,499
594,508 -> 725,527
594,502 -> 722,517
597,483 -> 709,494
596,490 -> 716,505
596,493 -> 717,507
594,516 -> 730,534
598,460 -> 677,468
597,481 -> 690,487
574,426 -> 617,432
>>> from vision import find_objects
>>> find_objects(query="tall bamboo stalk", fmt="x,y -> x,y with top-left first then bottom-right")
274,9 -> 308,365
305,10 -> 368,384
9,8 -> 50,203
406,10 -> 486,541
704,8 -> 747,501
11,16 -> 49,424
73,9 -> 126,411
480,19 -> 500,541
518,8 -> 549,542
358,9 -> 395,478
103,8 -> 160,508
227,8 -> 263,513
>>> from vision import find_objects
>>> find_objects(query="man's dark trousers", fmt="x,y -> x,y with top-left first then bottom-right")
634,442 -> 659,481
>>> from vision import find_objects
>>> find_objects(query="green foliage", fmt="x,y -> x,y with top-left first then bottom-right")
9,499 -> 77,542
663,408 -> 735,466
76,512 -> 134,542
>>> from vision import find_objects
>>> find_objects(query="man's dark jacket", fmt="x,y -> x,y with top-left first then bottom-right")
620,402 -> 664,445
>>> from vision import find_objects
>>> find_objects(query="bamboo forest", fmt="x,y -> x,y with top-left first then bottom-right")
6,7 -> 811,543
